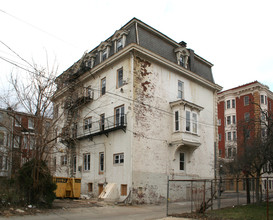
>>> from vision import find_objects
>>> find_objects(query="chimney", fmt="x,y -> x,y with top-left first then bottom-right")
179,41 -> 187,47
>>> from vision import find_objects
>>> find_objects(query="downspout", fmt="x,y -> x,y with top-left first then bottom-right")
135,22 -> 139,45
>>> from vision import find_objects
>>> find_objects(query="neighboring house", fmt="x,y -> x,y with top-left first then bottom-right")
0,108 -> 51,177
0,108 -> 12,178
217,81 -> 273,190
52,18 -> 222,203
218,81 -> 273,159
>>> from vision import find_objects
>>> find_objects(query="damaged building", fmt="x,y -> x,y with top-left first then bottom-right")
52,18 -> 222,203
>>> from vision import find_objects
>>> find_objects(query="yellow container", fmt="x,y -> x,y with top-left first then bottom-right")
53,177 -> 81,198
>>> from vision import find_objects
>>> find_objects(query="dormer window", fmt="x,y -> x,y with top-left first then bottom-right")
102,49 -> 107,61
117,39 -> 123,52
98,41 -> 111,63
179,56 -> 185,67
112,29 -> 129,53
174,47 -> 190,69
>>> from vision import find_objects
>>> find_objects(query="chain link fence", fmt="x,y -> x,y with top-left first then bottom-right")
167,177 -> 273,217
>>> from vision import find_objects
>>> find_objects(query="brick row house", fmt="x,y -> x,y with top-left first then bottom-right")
217,81 -> 273,190
0,108 -> 51,178
52,18 -> 221,203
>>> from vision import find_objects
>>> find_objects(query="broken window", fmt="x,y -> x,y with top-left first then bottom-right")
101,78 -> 106,96
117,68 -> 123,88
88,183 -> 93,192
121,184 -> 127,196
114,153 -> 124,164
83,153 -> 90,171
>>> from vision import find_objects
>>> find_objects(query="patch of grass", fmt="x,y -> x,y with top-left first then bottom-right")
207,202 -> 273,220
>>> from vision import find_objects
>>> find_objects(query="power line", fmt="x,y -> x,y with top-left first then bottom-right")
0,9 -> 78,48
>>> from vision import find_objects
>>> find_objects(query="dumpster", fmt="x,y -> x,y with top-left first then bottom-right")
53,177 -> 81,198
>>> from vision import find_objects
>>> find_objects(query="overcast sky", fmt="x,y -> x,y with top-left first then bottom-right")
1,0 -> 273,92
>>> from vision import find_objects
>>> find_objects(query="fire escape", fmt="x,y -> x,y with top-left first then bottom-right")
60,55 -> 93,176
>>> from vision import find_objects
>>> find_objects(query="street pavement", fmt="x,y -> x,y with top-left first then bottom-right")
0,203 -> 192,220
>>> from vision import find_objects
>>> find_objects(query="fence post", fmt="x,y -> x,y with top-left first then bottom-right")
217,178 -> 221,209
166,176 -> 169,217
191,180 -> 193,213
203,180 -> 206,213
236,178 -> 239,206
211,180 -> 213,210
266,177 -> 269,220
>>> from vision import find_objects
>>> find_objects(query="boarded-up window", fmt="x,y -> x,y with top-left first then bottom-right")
121,184 -> 127,196
88,183 -> 93,192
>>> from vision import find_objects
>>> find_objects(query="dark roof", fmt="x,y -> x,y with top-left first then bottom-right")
60,18 -> 215,83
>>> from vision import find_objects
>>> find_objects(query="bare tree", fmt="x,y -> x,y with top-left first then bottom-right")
0,45 -> 62,205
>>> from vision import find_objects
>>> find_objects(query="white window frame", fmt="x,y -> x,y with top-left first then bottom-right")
114,153 -> 124,164
227,132 -> 231,141
117,68 -> 123,88
174,111 -> 179,131
15,115 -> 21,127
186,110 -> 191,132
101,78 -> 106,96
83,153 -> 91,171
226,100 -> 231,109
261,95 -> 264,104
115,105 -> 125,126
116,38 -> 123,52
84,117 -> 92,130
28,118 -> 34,129
244,96 -> 249,106
99,152 -> 104,173
61,155 -> 67,166
232,115 -> 236,124
178,80 -> 183,99
192,112 -> 197,134
179,152 -> 185,171
232,99 -> 236,108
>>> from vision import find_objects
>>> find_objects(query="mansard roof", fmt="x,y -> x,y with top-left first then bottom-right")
59,18 -> 215,83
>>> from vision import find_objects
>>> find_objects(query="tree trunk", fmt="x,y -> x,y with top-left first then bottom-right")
255,175 -> 260,203
246,175 -> 251,204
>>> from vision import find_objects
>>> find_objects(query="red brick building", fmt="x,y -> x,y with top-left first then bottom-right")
0,108 -> 51,177
217,81 -> 273,160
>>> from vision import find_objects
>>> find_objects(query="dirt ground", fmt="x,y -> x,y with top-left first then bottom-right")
0,198 -> 105,217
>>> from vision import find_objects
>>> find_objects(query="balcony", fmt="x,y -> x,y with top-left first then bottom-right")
76,114 -> 127,140
170,131 -> 201,151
